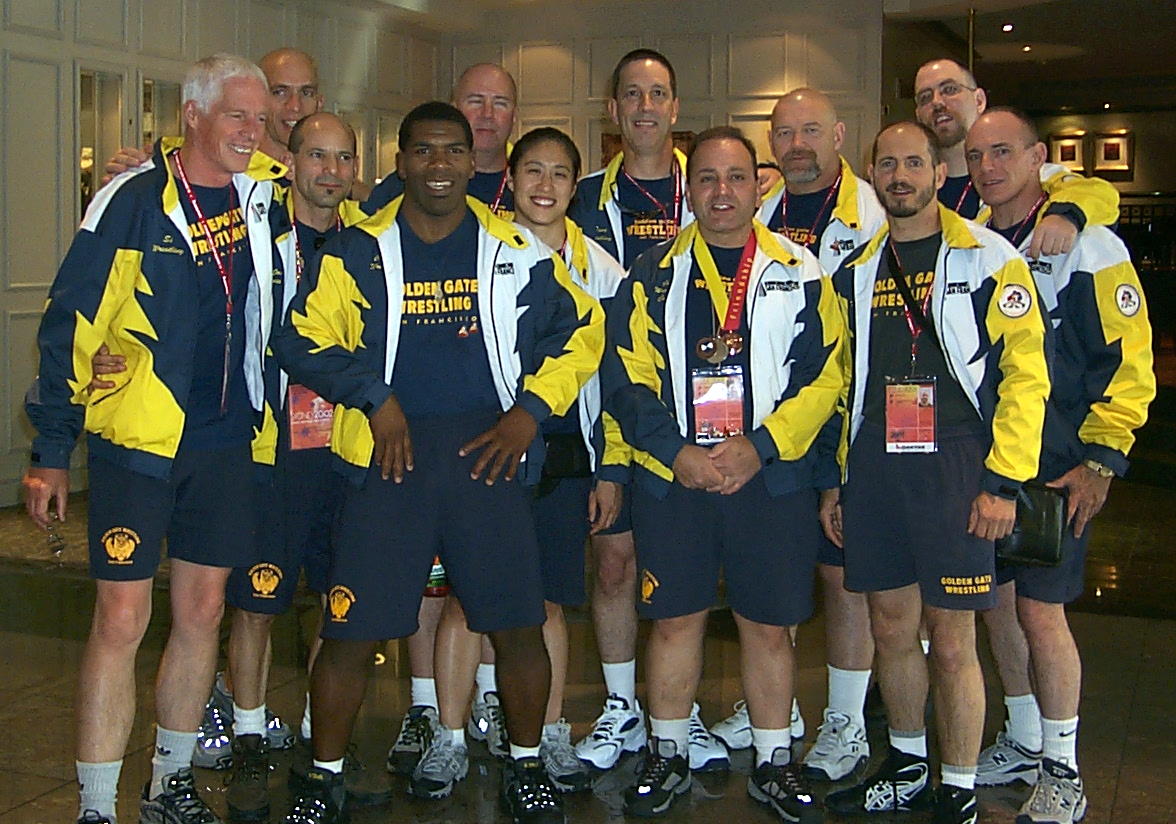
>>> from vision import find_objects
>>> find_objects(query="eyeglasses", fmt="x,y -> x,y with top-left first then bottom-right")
915,81 -> 976,108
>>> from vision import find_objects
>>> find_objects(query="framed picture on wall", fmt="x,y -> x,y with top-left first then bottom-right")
1048,133 -> 1086,173
1094,131 -> 1133,172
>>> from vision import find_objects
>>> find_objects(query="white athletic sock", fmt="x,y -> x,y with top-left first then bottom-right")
300,692 -> 312,740
1004,693 -> 1043,751
313,757 -> 344,774
475,663 -> 497,698
649,717 -> 690,754
445,726 -> 465,746
150,726 -> 197,798
510,743 -> 540,760
941,762 -> 976,790
920,638 -> 931,656
888,728 -> 927,758
233,702 -> 267,738
411,676 -> 438,710
1041,715 -> 1079,768
827,665 -> 871,728
751,727 -> 792,766
77,759 -> 122,822
601,659 -> 637,705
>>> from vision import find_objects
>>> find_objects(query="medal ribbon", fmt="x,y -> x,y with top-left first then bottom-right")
622,161 -> 682,229
693,229 -> 757,332
174,151 -> 238,413
780,169 -> 842,248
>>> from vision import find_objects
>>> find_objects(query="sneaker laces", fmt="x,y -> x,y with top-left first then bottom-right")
396,711 -> 433,750
485,699 -> 506,744
637,749 -> 677,787
198,703 -> 230,749
284,791 -> 332,824
808,711 -> 852,757
418,738 -> 463,777
589,705 -> 628,741
688,713 -> 712,745
542,722 -> 584,775
512,765 -> 560,811
163,771 -> 218,824
1026,769 -> 1079,814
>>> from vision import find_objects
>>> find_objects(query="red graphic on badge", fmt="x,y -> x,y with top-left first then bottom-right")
288,384 -> 334,450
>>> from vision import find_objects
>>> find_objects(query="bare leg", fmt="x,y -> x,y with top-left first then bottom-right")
310,638 -> 379,761
821,563 -> 874,671
924,604 -> 984,767
408,596 -> 445,678
980,580 -> 1034,697
734,613 -> 793,731
542,601 -> 568,725
645,610 -> 708,721
488,625 -> 551,749
590,531 -> 638,665
1017,598 -> 1080,720
434,596 -> 481,729
867,585 -> 926,734
228,608 -> 276,710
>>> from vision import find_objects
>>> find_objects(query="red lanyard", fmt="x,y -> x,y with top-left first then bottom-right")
722,233 -> 758,332
490,170 -> 508,214
293,215 -> 343,284
887,238 -> 935,372
994,192 -> 1048,250
174,151 -> 239,413
954,179 -> 974,213
622,161 -> 682,229
780,170 -> 842,248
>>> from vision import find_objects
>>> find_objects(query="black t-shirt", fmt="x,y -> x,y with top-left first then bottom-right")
862,232 -> 977,427
180,182 -> 255,449
767,183 -> 838,251
938,175 -> 981,219
360,169 -> 514,217
988,201 -> 1045,249
684,244 -> 754,444
390,210 -> 501,420
618,173 -> 679,268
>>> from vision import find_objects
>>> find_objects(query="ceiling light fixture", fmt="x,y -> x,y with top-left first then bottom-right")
1103,102 -> 1111,109
1022,45 -> 1032,52
1002,23 -> 1014,32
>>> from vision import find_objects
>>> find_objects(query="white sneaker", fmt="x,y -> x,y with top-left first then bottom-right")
790,698 -> 805,741
802,709 -> 869,781
467,690 -> 508,758
977,730 -> 1043,787
688,704 -> 729,772
1016,759 -> 1087,824
574,694 -> 646,770
709,700 -> 752,750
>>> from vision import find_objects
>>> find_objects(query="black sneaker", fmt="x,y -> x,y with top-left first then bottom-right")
500,756 -> 565,824
825,746 -> 933,815
140,768 -> 221,824
282,766 -> 348,824
386,705 -> 438,777
623,738 -> 691,818
934,785 -> 978,824
226,734 -> 269,822
341,745 -> 391,806
747,748 -> 822,823
77,810 -> 114,824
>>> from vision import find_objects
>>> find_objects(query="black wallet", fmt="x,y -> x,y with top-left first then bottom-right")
995,483 -> 1068,567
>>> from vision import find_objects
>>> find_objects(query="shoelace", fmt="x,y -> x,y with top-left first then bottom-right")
638,751 -> 677,786
78,809 -> 111,824
419,740 -> 461,774
514,770 -> 560,810
284,794 -> 331,824
688,716 -> 711,743
165,774 -> 217,823
225,747 -> 267,785
398,713 -> 432,748
1028,774 -> 1076,813
809,713 -> 851,756
198,705 -> 230,747
486,703 -> 507,743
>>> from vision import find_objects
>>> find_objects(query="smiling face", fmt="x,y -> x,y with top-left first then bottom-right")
508,138 -> 577,234
608,58 -> 679,157
964,110 -> 1045,212
871,124 -> 945,220
292,115 -> 357,212
453,64 -> 516,159
397,119 -> 475,218
259,50 -> 322,148
687,136 -> 758,246
914,60 -> 986,150
184,74 -> 269,180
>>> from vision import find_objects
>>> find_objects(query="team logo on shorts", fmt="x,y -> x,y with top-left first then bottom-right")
249,563 -> 282,598
328,586 -> 356,622
998,284 -> 1032,318
640,569 -> 660,605
1115,283 -> 1141,316
101,527 -> 140,565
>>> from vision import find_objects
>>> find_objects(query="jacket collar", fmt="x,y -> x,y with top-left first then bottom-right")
564,217 -> 589,278
156,136 -> 286,213
360,194 -> 530,248
659,219 -> 801,269
853,201 -> 984,266
597,147 -> 689,211
762,154 -> 862,229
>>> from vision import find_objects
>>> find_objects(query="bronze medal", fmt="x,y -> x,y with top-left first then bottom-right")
706,336 -> 729,365
721,330 -> 744,356
695,336 -> 718,361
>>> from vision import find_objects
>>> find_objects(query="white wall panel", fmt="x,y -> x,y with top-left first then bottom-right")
728,34 -> 788,98
519,43 -> 573,105
293,10 -> 334,91
139,0 -> 187,60
4,311 -> 41,451
376,30 -> 407,96
586,37 -> 638,100
247,0 -> 287,64
75,0 -> 128,49
453,43 -> 504,85
409,37 -> 434,100
335,19 -> 372,93
655,34 -> 712,100
802,28 -> 866,93
5,0 -> 63,36
197,0 -> 238,55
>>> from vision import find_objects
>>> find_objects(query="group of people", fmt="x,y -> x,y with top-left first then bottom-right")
22,41 -> 1154,824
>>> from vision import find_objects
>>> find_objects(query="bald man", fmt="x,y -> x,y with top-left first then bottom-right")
256,48 -> 324,161
360,63 -> 517,216
709,87 -> 886,783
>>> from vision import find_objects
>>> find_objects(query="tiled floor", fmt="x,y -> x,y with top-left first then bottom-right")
3,360 -> 1175,823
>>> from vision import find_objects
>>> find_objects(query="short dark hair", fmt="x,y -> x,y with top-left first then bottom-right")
871,120 -> 942,167
757,161 -> 782,172
398,101 -> 472,152
288,112 -> 357,155
509,127 -> 582,181
982,105 -> 1040,145
686,126 -> 757,178
609,48 -> 677,100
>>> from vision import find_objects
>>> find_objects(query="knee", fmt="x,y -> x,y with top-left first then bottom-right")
593,540 -> 635,593
736,617 -> 791,653
927,629 -> 976,676
490,625 -> 545,661
1016,599 -> 1069,646
316,639 -> 378,673
543,601 -> 565,626
651,613 -> 705,645
175,590 -> 226,634
91,593 -> 151,648
234,608 -> 276,633
869,608 -> 915,655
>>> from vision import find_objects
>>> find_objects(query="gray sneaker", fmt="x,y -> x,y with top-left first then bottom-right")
468,691 -> 508,758
192,699 -> 233,770
140,769 -> 221,824
540,720 -> 592,793
977,730 -> 1042,787
387,705 -> 438,776
410,736 -> 469,800
1016,759 -> 1087,824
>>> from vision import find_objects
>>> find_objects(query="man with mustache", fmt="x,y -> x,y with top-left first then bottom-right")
964,107 -> 1154,823
913,58 -> 1119,260
823,121 -> 1050,824
601,125 -> 840,820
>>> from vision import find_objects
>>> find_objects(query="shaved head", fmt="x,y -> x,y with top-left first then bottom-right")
769,86 -> 845,193
256,47 -> 322,149
259,48 -> 318,85
772,87 -> 838,125
452,63 -> 517,105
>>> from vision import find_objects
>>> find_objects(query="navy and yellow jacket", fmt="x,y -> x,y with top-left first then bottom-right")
602,220 -> 845,499
272,196 -> 604,485
1009,219 -> 1155,478
569,149 -> 695,265
26,138 -> 287,478
833,205 -> 1051,496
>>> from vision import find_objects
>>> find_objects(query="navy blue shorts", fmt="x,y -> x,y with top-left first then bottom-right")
631,477 -> 818,626
87,444 -> 257,581
323,413 -> 546,641
227,444 -> 343,614
841,422 -> 997,611
532,475 -> 591,606
817,532 -> 844,567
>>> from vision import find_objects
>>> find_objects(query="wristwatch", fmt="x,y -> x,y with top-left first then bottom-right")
1082,459 -> 1115,479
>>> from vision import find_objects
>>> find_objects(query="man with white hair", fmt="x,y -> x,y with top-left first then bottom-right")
23,53 -> 286,824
